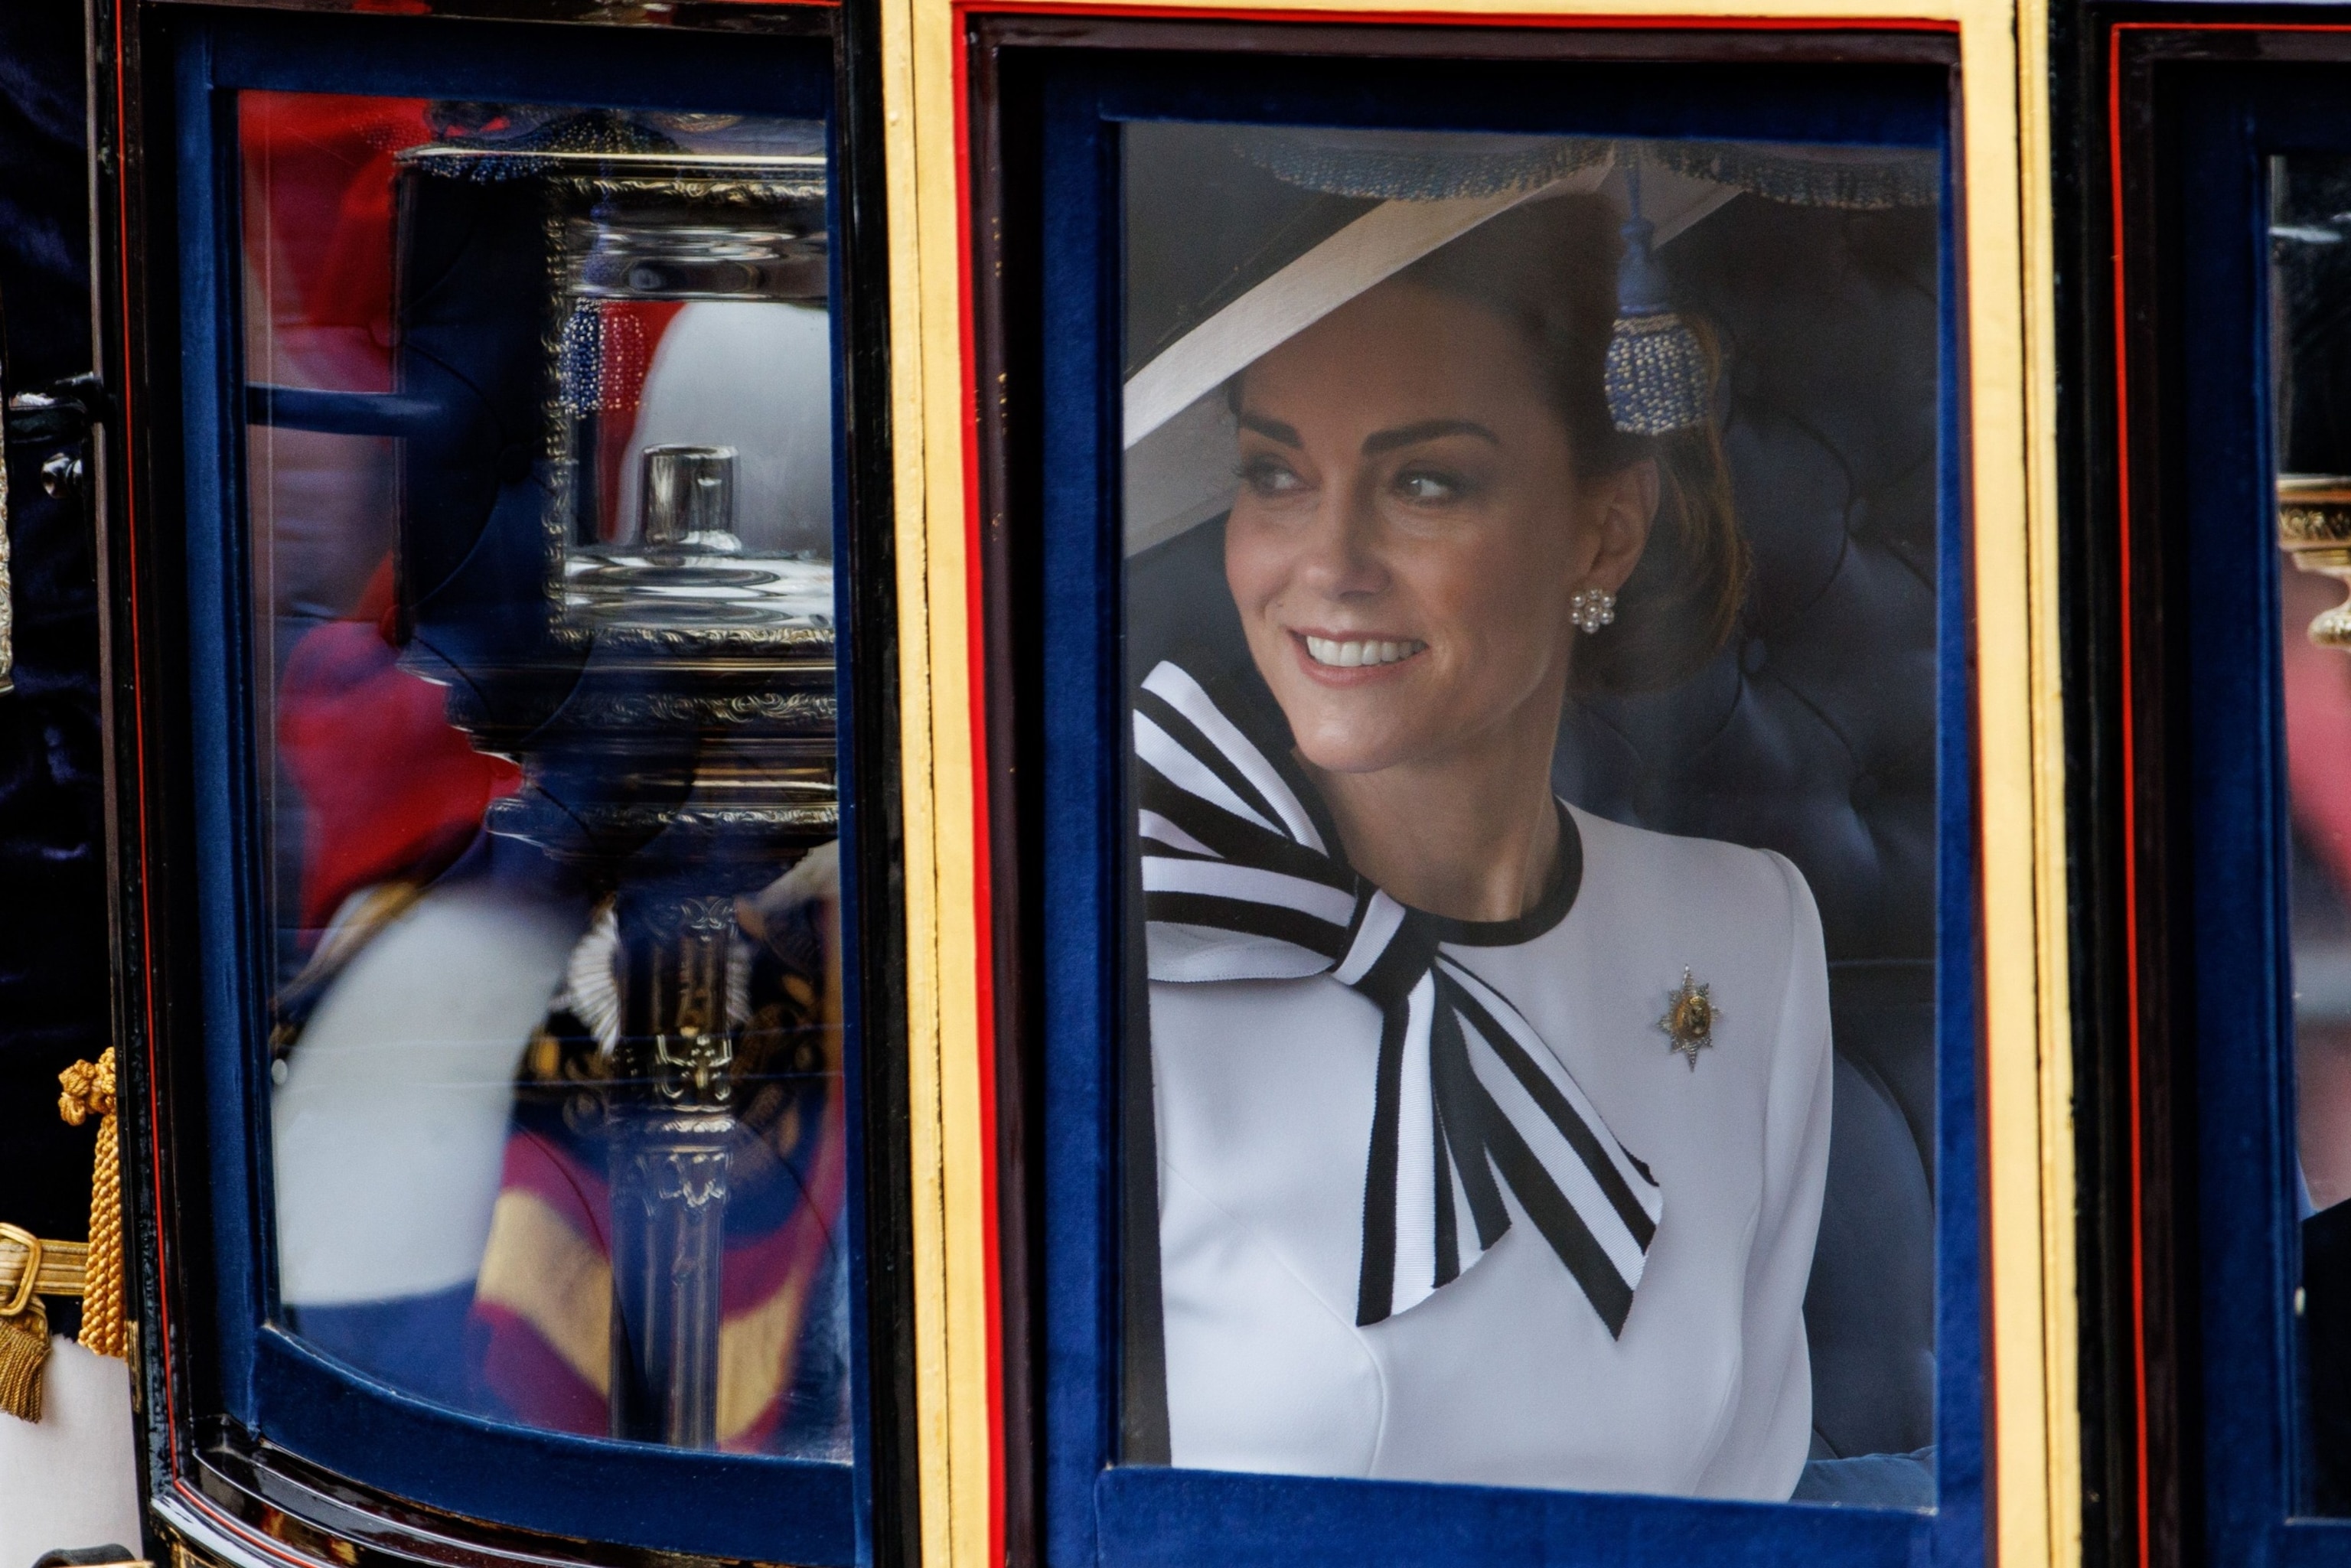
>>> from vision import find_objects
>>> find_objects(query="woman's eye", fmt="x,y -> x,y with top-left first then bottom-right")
1394,468 -> 1466,503
1238,457 -> 1306,496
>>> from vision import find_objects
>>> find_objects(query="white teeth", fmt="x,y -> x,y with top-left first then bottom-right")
1303,635 -> 1426,669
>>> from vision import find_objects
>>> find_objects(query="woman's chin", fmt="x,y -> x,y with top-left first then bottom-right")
1249,641 -> 1449,771
1281,705 -> 1430,777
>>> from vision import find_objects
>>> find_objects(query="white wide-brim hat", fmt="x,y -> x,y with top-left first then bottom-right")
1120,129 -> 1936,556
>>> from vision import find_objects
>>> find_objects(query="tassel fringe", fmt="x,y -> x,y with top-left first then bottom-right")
0,1296 -> 48,1423
1605,311 -> 1711,435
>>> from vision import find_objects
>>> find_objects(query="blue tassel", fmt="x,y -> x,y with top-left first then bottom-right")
1606,161 -> 1711,435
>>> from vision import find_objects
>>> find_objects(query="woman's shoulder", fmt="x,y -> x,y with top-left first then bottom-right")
1561,804 -> 1822,960
1566,803 -> 1812,898
1554,805 -> 1830,1104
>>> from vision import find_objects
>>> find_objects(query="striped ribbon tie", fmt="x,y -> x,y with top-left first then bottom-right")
1134,659 -> 1662,1333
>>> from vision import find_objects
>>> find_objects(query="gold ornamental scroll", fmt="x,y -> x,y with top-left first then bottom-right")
2281,474 -> 2351,648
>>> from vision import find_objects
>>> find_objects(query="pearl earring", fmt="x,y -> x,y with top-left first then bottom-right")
1570,586 -> 1617,635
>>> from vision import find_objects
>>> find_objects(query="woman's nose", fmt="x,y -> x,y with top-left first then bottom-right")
1296,485 -> 1387,598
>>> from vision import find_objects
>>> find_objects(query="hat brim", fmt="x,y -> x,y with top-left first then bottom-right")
1120,148 -> 1742,556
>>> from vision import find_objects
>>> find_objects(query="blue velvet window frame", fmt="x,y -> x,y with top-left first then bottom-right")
2165,61 -> 2351,1568
169,13 -> 866,1562
1026,47 -> 1983,1568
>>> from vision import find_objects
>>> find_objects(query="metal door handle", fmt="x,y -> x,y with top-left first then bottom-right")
0,373 -> 109,695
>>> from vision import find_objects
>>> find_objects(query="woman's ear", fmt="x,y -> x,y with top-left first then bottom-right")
1582,457 -> 1661,594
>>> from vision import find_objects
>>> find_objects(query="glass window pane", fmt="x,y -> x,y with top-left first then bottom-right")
1120,123 -> 1942,1507
242,90 -> 850,1459
2271,149 -> 2351,1514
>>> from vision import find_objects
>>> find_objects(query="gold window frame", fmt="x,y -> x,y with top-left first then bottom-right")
873,1 -> 2073,1560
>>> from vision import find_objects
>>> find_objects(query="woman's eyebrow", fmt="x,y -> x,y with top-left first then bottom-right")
1363,419 -> 1502,455
1237,412 -> 1302,446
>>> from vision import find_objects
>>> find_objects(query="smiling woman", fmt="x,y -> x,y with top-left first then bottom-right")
1221,197 -> 1742,923
1123,141 -> 1847,1502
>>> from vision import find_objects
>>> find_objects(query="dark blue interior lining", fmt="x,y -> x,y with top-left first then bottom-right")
1095,1465 -> 1921,1567
170,11 -> 861,1562
252,1331 -> 857,1563
1030,41 -> 1971,1568
1081,54 -> 1947,145
203,9 -> 832,117
1929,126 -> 1983,1568
821,86 -> 895,1568
2167,61 -> 2351,1566
177,21 -> 266,1425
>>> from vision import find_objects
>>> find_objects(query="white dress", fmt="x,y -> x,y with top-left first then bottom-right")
1149,804 -> 1833,1501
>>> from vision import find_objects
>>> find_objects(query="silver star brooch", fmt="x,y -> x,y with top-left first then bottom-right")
1656,967 -> 1720,1071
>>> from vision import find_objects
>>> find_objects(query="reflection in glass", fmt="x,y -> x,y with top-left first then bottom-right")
1121,125 -> 1942,1506
243,92 -> 848,1457
2271,151 -> 2351,1512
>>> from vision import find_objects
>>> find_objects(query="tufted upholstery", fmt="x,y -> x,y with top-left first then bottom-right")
1127,192 -> 1945,1472
1560,194 -> 1945,1465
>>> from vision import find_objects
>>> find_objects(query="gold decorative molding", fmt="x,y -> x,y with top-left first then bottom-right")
881,2 -> 2075,1565
565,689 -> 838,729
2279,474 -> 2351,647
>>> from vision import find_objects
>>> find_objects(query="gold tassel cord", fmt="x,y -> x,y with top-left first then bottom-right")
0,1050 -> 120,1423
59,1048 -> 126,1360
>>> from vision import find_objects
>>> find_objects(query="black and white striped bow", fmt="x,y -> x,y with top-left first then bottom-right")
1134,659 -> 1663,1335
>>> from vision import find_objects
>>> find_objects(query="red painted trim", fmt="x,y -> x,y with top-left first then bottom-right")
956,0 -> 1954,28
939,8 -> 1963,1547
111,0 -> 183,1478
2104,23 -> 2351,1565
2105,24 -> 2148,1566
168,1483 -> 345,1568
946,21 -> 1011,1568
2112,19 -> 2351,37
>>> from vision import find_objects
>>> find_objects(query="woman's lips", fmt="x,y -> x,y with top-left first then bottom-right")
1291,631 -> 1428,680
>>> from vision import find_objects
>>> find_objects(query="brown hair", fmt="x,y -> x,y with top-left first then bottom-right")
1391,194 -> 1749,696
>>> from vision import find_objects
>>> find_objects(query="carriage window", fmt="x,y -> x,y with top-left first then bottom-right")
2271,149 -> 2351,1514
242,90 -> 850,1457
1120,123 -> 1944,1507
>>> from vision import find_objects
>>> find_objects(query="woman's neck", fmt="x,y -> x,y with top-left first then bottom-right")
1300,704 -> 1565,924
